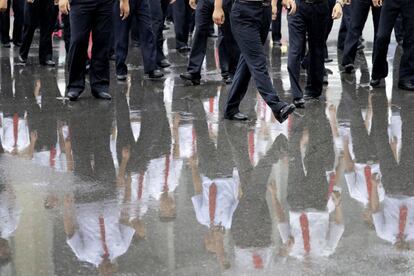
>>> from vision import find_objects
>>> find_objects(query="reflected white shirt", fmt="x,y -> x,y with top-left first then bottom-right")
191,170 -> 239,229
0,190 -> 21,239
67,201 -> 135,267
372,196 -> 414,244
0,113 -> 30,153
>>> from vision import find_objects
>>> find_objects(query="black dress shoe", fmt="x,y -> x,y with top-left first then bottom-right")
324,58 -> 333,63
92,91 -> 112,100
398,80 -> 414,91
274,104 -> 296,123
323,74 -> 329,85
180,72 -> 201,85
293,98 -> 305,108
147,69 -> 164,79
40,60 -> 56,67
273,40 -> 282,47
13,41 -> 22,47
2,42 -> 11,48
370,78 -> 385,88
67,90 -> 82,101
304,94 -> 320,101
157,59 -> 171,68
224,112 -> 249,121
177,46 -> 191,53
343,64 -> 354,74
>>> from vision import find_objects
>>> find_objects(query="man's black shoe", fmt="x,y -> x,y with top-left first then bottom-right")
158,59 -> 171,68
2,42 -> 11,48
180,72 -> 201,85
67,90 -> 82,101
344,64 -> 354,74
274,104 -> 296,123
398,80 -> 414,91
293,98 -> 305,108
13,41 -> 22,47
225,76 -> 233,85
304,94 -> 320,101
273,40 -> 282,47
324,58 -> 333,63
370,78 -> 385,88
117,74 -> 127,81
224,112 -> 249,121
40,60 -> 56,67
92,91 -> 112,100
147,69 -> 164,79
18,55 -> 27,64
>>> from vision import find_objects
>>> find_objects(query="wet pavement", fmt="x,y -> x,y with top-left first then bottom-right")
1,15 -> 414,276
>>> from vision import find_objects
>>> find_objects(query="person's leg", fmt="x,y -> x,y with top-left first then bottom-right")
220,0 -> 240,78
306,1 -> 329,97
394,14 -> 404,44
271,0 -> 282,43
186,0 -> 213,77
113,0 -> 133,76
398,2 -> 414,83
371,4 -> 382,61
62,14 -> 71,53
342,0 -> 372,67
136,0 -> 158,74
323,0 -> 336,59
38,0 -> 58,63
89,0 -> 113,94
0,0 -> 11,44
337,4 -> 351,50
371,0 -> 400,81
149,0 -> 167,64
173,0 -> 190,49
12,0 -> 25,44
227,3 -> 287,117
19,1 -> 39,60
67,0 -> 94,93
287,3 -> 306,100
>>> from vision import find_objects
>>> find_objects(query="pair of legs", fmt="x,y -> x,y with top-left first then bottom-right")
0,0 -> 24,45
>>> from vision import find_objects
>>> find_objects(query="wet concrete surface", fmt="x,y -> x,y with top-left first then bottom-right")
1,16 -> 414,276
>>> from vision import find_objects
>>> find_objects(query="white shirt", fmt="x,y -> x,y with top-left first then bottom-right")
388,113 -> 402,162
0,189 -> 21,239
278,211 -> 344,258
178,124 -> 194,159
372,196 -> 414,244
144,155 -> 183,201
191,170 -> 239,229
67,200 -> 135,267
0,113 -> 30,153
345,163 -> 385,206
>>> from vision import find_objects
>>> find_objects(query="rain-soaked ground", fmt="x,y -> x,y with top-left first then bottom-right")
0,14 -> 413,276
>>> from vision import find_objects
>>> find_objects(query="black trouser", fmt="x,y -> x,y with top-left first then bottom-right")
337,4 -> 351,50
173,0 -> 193,49
67,0 -> 113,94
372,0 -> 414,82
187,0 -> 239,77
19,0 -> 58,62
287,0 -> 329,99
218,0 -> 240,78
0,0 -> 24,44
62,14 -> 70,53
225,1 -> 286,117
342,0 -> 381,66
149,0 -> 167,64
271,0 -> 282,42
394,14 -> 404,43
323,0 -> 335,59
113,0 -> 157,75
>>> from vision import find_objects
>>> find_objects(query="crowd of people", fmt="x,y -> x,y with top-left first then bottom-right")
0,0 -> 412,123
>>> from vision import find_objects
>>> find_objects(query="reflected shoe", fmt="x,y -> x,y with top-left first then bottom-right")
67,90 -> 82,101
177,46 -> 191,53
344,64 -> 354,74
18,54 -> 27,64
225,76 -> 233,85
224,112 -> 249,121
323,74 -> 329,85
117,74 -> 127,81
147,69 -> 164,79
40,60 -> 56,67
274,104 -> 296,123
398,80 -> 414,91
158,59 -> 171,68
370,78 -> 385,88
273,40 -> 282,47
293,98 -> 305,108
180,72 -> 201,85
92,91 -> 112,100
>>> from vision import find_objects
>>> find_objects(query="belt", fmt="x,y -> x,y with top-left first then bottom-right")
304,0 -> 327,4
237,0 -> 271,6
